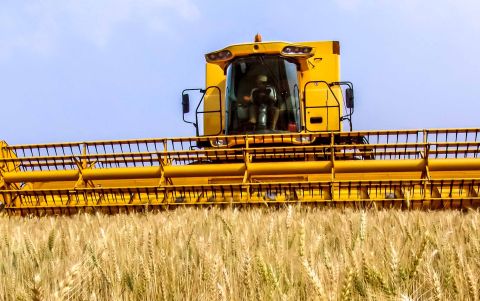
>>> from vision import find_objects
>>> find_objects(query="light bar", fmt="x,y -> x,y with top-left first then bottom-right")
205,50 -> 233,62
281,45 -> 313,57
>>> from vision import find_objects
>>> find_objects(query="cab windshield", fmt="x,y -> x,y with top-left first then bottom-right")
225,56 -> 301,135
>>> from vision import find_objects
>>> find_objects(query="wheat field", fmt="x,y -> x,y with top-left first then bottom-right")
0,207 -> 479,300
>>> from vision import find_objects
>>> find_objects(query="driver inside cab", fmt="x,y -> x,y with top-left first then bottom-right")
243,74 -> 280,131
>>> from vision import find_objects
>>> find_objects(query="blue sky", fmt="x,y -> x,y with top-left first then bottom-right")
1,0 -> 480,144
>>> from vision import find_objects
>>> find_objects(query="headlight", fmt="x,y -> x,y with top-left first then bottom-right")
281,46 -> 313,57
205,50 -> 233,62
294,136 -> 312,144
212,139 -> 227,147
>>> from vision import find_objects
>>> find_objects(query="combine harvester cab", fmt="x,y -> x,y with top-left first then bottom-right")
1,36 -> 480,214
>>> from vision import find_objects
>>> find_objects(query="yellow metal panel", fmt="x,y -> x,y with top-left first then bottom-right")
4,170 -> 78,182
301,41 -> 341,83
164,163 -> 244,177
305,86 -> 329,131
5,158 -> 480,184
299,42 -> 342,133
429,158 -> 480,171
0,141 -> 20,174
83,167 -> 161,180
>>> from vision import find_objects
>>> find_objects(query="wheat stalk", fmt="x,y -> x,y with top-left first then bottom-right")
340,267 -> 354,300
286,205 -> 293,230
242,253 -> 252,299
29,274 -> 43,301
216,282 -> 227,301
389,242 -> 399,288
445,250 -> 459,296
430,268 -> 443,301
302,258 -> 325,298
58,261 -> 84,299
466,266 -> 478,301
409,237 -> 428,279
359,210 -> 367,243
299,220 -> 306,258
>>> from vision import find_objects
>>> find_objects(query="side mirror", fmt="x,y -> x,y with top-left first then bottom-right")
345,88 -> 354,109
182,93 -> 190,114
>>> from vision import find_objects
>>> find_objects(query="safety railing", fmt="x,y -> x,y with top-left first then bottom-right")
2,128 -> 480,173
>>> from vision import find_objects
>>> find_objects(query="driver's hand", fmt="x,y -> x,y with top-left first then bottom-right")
243,96 -> 252,102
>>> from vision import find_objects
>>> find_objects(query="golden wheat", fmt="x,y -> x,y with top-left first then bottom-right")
0,208 -> 479,300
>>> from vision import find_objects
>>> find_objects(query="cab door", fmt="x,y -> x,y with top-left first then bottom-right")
304,81 -> 341,132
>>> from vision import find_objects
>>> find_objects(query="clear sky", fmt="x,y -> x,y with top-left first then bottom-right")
1,0 -> 480,144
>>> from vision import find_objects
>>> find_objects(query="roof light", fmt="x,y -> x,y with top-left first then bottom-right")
205,50 -> 233,62
281,46 -> 313,57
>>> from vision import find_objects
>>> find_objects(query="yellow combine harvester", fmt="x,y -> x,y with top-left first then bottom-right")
1,35 -> 480,214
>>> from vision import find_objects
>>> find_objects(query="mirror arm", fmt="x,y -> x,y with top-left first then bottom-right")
181,89 -> 201,132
